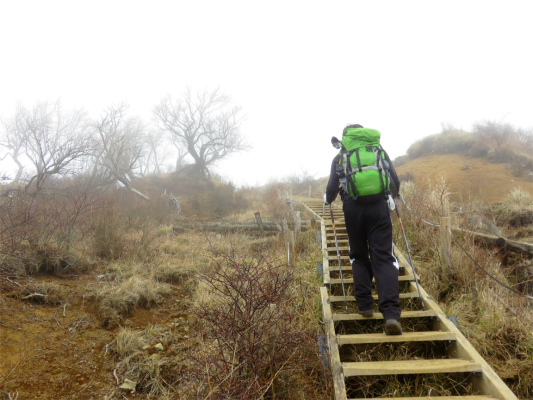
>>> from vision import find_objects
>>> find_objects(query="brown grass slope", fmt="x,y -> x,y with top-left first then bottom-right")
396,154 -> 533,203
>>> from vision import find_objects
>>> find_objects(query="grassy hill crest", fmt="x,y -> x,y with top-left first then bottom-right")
396,153 -> 533,203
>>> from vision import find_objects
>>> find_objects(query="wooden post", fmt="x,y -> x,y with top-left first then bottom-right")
286,200 -> 294,215
308,185 -> 312,198
293,211 -> 301,237
254,212 -> 264,233
288,231 -> 296,266
282,220 -> 289,242
440,216 -> 451,284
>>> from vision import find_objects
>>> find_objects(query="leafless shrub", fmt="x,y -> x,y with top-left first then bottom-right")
263,183 -> 289,220
191,254 -> 325,399
91,208 -> 125,259
0,187 -> 99,276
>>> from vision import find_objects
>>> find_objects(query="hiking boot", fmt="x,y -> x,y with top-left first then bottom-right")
384,319 -> 402,335
359,309 -> 374,318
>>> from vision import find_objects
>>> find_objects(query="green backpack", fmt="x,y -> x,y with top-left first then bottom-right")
337,127 -> 391,201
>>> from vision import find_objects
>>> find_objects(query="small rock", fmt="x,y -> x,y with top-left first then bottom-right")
119,379 -> 137,390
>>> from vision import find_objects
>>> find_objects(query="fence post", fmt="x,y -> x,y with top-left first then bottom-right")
440,216 -> 451,284
282,220 -> 289,242
286,200 -> 294,215
308,185 -> 312,198
254,212 -> 264,234
294,211 -> 301,237
288,230 -> 296,266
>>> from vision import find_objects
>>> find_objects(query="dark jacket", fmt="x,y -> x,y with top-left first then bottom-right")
325,150 -> 400,204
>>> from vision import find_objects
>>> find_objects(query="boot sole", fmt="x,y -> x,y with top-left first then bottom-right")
384,319 -> 403,335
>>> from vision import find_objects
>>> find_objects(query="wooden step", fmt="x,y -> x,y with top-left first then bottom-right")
330,265 -> 407,272
327,256 -> 351,261
337,331 -> 455,345
329,292 -> 421,302
333,310 -> 436,321
329,275 -> 415,284
327,246 -> 349,251
343,358 -> 482,377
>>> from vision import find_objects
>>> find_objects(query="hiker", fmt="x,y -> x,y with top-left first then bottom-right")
324,124 -> 402,335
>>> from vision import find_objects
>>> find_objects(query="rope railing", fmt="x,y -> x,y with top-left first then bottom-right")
449,228 -> 533,301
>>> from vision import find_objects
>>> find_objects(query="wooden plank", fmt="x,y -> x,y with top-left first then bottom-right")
329,292 -> 421,302
454,227 -> 533,256
327,256 -> 351,261
321,220 -> 331,284
330,264 -> 406,272
329,275 -> 415,284
342,359 -> 482,377
337,331 -> 456,345
327,246 -> 350,251
333,310 -> 436,321
321,287 -> 347,400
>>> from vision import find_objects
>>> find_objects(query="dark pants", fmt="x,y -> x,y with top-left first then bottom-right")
343,197 -> 401,321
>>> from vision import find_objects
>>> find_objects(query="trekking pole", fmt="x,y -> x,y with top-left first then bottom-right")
393,198 -> 426,311
328,203 -> 349,313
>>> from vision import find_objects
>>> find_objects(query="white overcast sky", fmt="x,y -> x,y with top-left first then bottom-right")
1,1 -> 532,187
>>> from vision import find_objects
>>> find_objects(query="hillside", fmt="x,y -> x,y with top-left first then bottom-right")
396,154 -> 533,203
314,154 -> 533,204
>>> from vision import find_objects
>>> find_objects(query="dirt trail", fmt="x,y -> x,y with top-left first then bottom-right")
0,274 -> 190,399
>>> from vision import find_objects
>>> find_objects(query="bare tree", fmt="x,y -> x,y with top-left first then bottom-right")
91,104 -> 150,200
139,128 -> 172,176
0,101 -> 91,190
153,88 -> 248,178
1,107 -> 27,182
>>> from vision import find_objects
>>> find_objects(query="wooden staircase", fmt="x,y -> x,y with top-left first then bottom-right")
298,199 -> 518,400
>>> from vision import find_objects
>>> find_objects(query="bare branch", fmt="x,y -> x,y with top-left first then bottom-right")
90,104 -> 150,200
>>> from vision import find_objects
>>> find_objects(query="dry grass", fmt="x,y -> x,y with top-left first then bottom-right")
16,281 -> 67,305
95,276 -> 172,329
396,178 -> 533,398
109,325 -> 194,399
396,154 -> 533,203
346,373 -> 475,398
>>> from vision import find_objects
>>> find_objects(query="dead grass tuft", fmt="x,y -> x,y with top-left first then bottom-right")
17,281 -> 67,305
96,276 -> 172,329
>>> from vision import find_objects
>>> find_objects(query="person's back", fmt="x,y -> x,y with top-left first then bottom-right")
325,124 -> 402,335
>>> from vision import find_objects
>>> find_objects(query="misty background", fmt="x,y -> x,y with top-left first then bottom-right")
1,0 -> 532,186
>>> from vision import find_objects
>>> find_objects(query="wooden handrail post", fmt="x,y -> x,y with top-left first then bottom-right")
282,220 -> 289,241
288,230 -> 296,267
293,211 -> 301,237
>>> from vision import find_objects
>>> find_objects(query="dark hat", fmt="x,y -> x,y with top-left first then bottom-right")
342,124 -> 363,136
